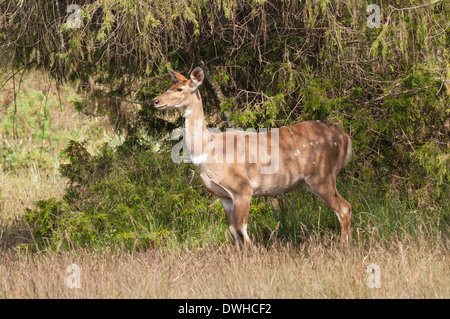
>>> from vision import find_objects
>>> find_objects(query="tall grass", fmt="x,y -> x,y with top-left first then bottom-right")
0,235 -> 448,298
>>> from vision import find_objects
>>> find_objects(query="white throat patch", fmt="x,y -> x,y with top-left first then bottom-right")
191,153 -> 208,165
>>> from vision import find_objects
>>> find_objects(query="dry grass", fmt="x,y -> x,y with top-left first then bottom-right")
0,171 -> 67,227
0,171 -> 68,250
1,236 -> 448,299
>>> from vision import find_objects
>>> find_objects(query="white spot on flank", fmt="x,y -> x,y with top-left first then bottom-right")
310,142 -> 313,146
334,142 -> 338,146
303,144 -> 306,147
294,149 -> 300,156
316,141 -> 319,144
191,154 -> 208,165
312,161 -> 316,165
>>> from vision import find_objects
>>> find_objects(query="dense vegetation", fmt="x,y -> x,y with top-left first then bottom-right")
20,138 -> 446,251
0,0 -> 448,250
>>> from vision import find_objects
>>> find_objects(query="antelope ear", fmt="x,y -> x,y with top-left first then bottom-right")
169,69 -> 187,83
189,67 -> 204,88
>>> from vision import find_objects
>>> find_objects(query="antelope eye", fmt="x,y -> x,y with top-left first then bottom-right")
177,88 -> 183,92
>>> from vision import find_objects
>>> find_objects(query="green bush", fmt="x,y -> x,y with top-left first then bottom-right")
24,139 -> 230,250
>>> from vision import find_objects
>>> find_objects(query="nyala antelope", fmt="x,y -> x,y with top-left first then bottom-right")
154,67 -> 353,248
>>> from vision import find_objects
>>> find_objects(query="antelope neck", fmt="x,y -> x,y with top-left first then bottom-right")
184,90 -> 209,158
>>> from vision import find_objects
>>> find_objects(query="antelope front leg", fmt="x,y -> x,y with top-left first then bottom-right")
220,198 -> 241,248
232,195 -> 253,248
220,195 -> 253,249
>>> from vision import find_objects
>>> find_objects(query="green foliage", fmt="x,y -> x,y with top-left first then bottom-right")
230,93 -> 286,128
24,139 -> 230,250
0,83 -> 85,172
2,1 -> 448,195
300,79 -> 336,121
25,198 -> 65,241
346,67 -> 449,201
23,137 -> 448,252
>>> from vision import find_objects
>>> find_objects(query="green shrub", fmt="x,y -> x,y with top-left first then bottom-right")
24,139 -> 230,251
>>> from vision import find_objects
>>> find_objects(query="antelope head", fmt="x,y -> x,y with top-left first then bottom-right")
153,67 -> 204,111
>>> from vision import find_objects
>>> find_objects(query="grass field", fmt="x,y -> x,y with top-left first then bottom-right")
0,72 -> 448,299
0,235 -> 448,298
